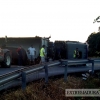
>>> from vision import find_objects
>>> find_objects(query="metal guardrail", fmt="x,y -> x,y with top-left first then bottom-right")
0,59 -> 100,91
60,59 -> 95,81
0,62 -> 60,91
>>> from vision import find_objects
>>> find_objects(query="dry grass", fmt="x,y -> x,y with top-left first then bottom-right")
0,75 -> 100,100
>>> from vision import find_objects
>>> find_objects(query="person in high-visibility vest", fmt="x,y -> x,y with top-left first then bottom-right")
73,48 -> 80,59
40,45 -> 46,64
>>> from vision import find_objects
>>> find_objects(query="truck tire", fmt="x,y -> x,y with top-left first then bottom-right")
1,52 -> 11,68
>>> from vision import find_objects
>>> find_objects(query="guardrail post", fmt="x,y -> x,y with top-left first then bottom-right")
44,65 -> 48,84
91,60 -> 94,75
64,61 -> 68,82
21,71 -> 26,90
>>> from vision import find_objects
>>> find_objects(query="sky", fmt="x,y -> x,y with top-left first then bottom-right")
0,0 -> 100,43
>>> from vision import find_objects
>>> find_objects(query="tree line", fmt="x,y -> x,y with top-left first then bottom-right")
87,32 -> 100,57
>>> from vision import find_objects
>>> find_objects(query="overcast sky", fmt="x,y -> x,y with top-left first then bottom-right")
0,0 -> 100,42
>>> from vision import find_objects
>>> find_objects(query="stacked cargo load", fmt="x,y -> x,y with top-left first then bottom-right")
54,41 -> 67,60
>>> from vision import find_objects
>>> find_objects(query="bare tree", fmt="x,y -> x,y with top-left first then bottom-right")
93,16 -> 100,23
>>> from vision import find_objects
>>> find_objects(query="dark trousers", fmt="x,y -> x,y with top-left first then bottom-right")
18,55 -> 23,66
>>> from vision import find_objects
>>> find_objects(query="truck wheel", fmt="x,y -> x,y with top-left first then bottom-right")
2,52 -> 11,68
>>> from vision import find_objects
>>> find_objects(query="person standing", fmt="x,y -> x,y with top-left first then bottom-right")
73,48 -> 80,59
16,46 -> 23,66
40,45 -> 46,64
27,45 -> 36,65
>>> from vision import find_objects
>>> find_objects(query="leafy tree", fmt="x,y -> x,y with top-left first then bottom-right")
87,32 -> 100,57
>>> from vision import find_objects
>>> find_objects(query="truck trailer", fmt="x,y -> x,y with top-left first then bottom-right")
0,36 -> 50,67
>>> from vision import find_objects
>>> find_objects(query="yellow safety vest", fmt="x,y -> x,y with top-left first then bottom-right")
73,50 -> 79,58
40,47 -> 45,57
73,50 -> 76,58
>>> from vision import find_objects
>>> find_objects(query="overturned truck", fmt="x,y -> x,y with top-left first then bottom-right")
0,36 -> 87,67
